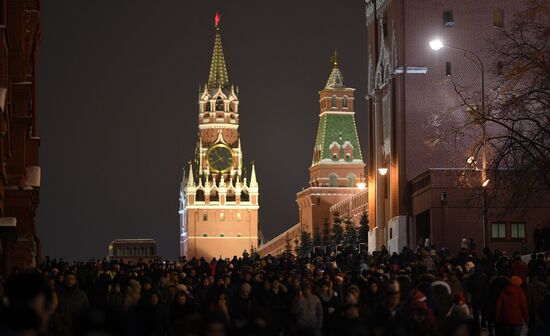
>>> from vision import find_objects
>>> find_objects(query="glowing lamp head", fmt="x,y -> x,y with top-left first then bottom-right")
378,168 -> 389,176
429,39 -> 444,50
482,179 -> 490,187
357,182 -> 366,190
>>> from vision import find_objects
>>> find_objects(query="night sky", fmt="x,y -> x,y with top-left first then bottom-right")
38,0 -> 368,260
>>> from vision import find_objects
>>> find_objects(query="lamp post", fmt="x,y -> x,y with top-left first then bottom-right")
430,39 -> 489,249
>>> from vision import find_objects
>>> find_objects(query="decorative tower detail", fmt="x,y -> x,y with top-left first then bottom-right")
179,13 -> 259,259
296,52 -> 366,234
310,52 -> 365,186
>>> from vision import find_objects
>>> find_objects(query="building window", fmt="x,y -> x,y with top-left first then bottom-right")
220,212 -> 225,221
493,8 -> 503,28
237,233 -> 242,237
331,96 -> 337,108
511,222 -> 526,239
332,153 -> 338,160
202,233 -> 208,237
236,212 -> 242,221
390,227 -> 393,239
446,62 -> 452,76
220,233 -> 225,237
342,96 -> 348,109
216,97 -> 224,111
491,223 -> 506,239
203,213 -> 208,221
443,10 -> 455,27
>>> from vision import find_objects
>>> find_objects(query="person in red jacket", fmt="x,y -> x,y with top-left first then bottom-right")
495,276 -> 529,336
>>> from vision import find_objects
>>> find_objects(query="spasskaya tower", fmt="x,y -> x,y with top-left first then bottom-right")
179,13 -> 259,259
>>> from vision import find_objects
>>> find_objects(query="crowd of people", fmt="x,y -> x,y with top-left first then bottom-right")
1,244 -> 550,336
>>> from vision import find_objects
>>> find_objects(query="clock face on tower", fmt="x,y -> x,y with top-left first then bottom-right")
207,144 -> 234,173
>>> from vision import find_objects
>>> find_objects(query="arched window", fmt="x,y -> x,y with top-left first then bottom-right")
329,174 -> 338,187
204,101 -> 211,112
216,97 -> 224,111
203,213 -> 208,221
226,191 -> 236,202
331,96 -> 337,108
196,189 -> 205,201
241,191 -> 250,202
342,96 -> 348,109
210,190 -> 219,202
346,174 -> 356,187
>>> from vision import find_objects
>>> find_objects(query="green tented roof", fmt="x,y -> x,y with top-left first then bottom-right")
314,113 -> 363,162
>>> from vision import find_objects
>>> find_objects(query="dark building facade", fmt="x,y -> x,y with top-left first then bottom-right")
108,239 -> 159,264
364,0 -> 547,253
0,0 -> 41,277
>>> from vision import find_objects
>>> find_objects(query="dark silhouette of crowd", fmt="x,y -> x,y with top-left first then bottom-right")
1,245 -> 550,336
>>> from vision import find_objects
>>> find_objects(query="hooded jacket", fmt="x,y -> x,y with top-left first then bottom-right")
495,278 -> 529,326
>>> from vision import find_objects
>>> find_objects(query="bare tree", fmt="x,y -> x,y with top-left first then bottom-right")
433,0 -> 550,207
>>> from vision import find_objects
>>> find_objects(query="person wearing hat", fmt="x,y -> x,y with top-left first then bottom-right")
495,276 -> 529,336
447,292 -> 472,319
407,289 -> 437,336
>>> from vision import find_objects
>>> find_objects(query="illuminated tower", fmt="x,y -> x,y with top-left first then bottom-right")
296,52 -> 366,234
179,13 -> 259,259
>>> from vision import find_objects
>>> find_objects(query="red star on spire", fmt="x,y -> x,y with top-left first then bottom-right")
214,12 -> 221,27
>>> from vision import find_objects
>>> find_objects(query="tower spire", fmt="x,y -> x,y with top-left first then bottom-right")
208,12 -> 230,89
325,50 -> 345,89
250,161 -> 258,188
187,161 -> 195,187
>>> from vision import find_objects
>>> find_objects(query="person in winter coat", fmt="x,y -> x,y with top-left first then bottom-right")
291,281 -> 323,335
464,261 -> 489,330
124,278 -> 142,309
486,275 -> 509,336
231,282 -> 255,333
407,289 -> 437,336
108,282 -> 124,311
524,273 -> 549,328
318,280 -> 339,334
169,290 -> 197,335
447,292 -> 472,320
136,291 -> 169,336
495,276 -> 529,336
372,281 -> 413,336
57,272 -> 89,334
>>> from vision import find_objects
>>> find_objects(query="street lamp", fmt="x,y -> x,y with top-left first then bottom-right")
378,168 -> 388,176
429,39 -> 444,50
430,38 -> 489,249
